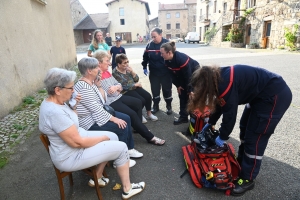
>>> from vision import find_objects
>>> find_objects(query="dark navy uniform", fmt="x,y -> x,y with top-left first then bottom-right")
208,65 -> 292,180
142,38 -> 173,106
164,51 -> 199,118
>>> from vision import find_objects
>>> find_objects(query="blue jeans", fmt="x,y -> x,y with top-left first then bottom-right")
88,111 -> 134,150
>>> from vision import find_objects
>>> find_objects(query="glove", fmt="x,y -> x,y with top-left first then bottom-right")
143,69 -> 148,76
201,123 -> 211,133
215,136 -> 226,147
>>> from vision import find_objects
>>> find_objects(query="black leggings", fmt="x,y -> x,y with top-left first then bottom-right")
110,95 -> 154,141
124,88 -> 152,111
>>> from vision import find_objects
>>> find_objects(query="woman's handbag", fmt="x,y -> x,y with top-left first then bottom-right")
103,105 -> 115,116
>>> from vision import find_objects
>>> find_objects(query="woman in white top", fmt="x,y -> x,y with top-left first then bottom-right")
39,68 -> 145,199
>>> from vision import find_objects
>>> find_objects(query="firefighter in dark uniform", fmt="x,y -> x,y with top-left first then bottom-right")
142,28 -> 173,115
160,41 -> 199,125
188,65 -> 292,196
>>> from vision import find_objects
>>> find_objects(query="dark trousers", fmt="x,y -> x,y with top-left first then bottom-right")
177,86 -> 189,118
88,111 -> 134,149
238,84 -> 292,180
149,73 -> 173,105
110,95 -> 154,141
124,87 -> 152,111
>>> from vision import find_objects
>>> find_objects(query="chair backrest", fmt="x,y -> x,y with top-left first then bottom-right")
40,134 -> 50,154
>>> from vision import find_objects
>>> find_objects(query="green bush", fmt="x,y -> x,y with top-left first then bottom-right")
284,24 -> 299,51
225,27 -> 244,43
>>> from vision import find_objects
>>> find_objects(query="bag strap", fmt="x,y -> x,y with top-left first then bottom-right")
219,66 -> 234,98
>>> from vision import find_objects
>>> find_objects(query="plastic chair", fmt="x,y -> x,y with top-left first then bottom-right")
39,133 -> 107,200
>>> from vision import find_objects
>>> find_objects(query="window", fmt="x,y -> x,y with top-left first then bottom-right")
214,1 -> 217,13
247,0 -> 256,8
176,12 -> 180,18
176,34 -> 180,38
176,23 -> 180,29
120,19 -> 125,25
193,15 -> 196,22
193,27 -> 196,32
200,9 -> 202,17
166,13 -> 171,18
266,22 -> 271,37
119,8 -> 124,16
223,3 -> 227,15
167,24 -> 171,29
206,5 -> 209,19
213,23 -> 216,27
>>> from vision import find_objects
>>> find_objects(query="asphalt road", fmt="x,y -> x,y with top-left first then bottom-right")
1,43 -> 299,200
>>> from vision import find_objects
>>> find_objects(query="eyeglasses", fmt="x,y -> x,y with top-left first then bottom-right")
122,61 -> 129,64
55,86 -> 74,90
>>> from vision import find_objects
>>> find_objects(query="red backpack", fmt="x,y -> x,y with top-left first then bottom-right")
181,142 -> 241,191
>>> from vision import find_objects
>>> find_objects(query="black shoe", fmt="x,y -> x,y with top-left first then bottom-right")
173,116 -> 188,125
151,104 -> 159,114
231,178 -> 255,196
166,105 -> 172,115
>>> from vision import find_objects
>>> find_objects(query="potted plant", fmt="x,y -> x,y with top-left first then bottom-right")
225,27 -> 244,48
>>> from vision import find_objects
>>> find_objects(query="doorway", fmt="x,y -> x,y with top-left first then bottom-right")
246,24 -> 251,45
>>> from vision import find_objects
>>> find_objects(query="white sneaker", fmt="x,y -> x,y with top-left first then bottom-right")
122,182 -> 145,200
113,159 -> 136,168
146,113 -> 158,121
88,176 -> 109,187
128,149 -> 143,158
142,116 -> 147,123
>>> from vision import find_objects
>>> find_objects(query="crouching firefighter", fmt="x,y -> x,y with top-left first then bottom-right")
188,64 -> 292,196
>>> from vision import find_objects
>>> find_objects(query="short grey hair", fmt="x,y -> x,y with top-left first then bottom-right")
78,57 -> 99,76
93,50 -> 110,63
44,68 -> 76,95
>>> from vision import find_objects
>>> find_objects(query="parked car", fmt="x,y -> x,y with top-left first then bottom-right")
170,37 -> 183,42
184,32 -> 200,43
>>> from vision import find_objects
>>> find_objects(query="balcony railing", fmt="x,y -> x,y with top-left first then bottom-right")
199,14 -> 210,23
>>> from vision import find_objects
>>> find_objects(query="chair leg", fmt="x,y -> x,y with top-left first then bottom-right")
55,172 -> 66,200
68,174 -> 73,186
91,167 -> 103,200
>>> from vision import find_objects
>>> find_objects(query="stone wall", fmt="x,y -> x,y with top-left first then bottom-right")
186,3 -> 197,33
0,0 -> 77,119
70,0 -> 88,27
74,30 -> 84,45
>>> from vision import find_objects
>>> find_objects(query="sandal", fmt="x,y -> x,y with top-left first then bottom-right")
148,136 -> 165,146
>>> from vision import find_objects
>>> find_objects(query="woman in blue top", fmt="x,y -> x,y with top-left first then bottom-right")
188,65 -> 292,196
160,41 -> 199,125
87,30 -> 110,57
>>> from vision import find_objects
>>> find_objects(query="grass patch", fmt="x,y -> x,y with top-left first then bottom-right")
38,89 -> 47,93
11,134 -> 19,139
23,96 -> 35,104
13,124 -> 27,130
0,156 -> 8,168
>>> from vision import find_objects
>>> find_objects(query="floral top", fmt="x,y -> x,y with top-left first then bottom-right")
112,68 -> 139,94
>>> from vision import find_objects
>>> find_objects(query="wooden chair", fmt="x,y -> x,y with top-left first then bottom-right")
39,133 -> 107,200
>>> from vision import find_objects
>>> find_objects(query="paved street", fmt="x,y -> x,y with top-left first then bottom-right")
1,43 -> 300,200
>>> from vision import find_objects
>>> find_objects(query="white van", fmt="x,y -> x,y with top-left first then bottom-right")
184,32 -> 200,43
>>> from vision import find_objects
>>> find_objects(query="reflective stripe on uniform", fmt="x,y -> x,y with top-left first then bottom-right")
245,152 -> 263,160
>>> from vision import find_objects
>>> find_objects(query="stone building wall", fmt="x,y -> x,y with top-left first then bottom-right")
70,0 -> 88,46
186,3 -> 197,33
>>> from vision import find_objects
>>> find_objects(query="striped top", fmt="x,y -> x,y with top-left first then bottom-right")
100,75 -> 123,105
74,80 -> 112,130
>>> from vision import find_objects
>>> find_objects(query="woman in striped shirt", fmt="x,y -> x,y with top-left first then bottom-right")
74,57 -> 143,160
93,51 -> 166,146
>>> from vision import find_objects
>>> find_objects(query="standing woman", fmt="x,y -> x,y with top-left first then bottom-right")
188,65 -> 292,196
141,28 -> 173,115
87,29 -> 110,57
160,41 -> 199,125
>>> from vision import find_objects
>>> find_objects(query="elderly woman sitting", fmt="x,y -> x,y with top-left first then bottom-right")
39,68 -> 145,199
112,53 -> 158,123
74,57 -> 143,160
93,51 -> 165,146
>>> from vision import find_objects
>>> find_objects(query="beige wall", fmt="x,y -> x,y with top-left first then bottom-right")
107,0 -> 149,42
0,0 -> 77,118
159,9 -> 189,38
